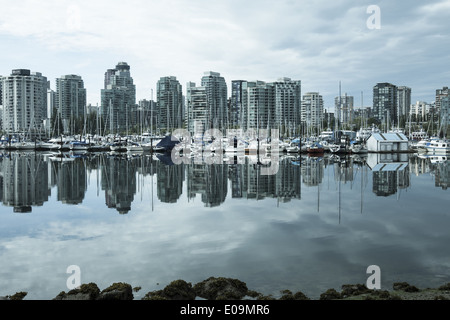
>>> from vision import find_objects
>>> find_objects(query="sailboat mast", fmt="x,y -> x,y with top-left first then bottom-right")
151,89 -> 153,136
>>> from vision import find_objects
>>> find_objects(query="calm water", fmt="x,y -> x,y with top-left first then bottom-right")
0,150 -> 449,300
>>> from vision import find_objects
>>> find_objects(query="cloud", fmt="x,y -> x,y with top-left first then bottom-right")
0,0 -> 449,107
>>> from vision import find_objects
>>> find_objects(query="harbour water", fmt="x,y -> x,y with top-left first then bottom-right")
0,151 -> 449,300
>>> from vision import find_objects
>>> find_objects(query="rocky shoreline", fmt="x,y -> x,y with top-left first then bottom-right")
2,277 -> 450,300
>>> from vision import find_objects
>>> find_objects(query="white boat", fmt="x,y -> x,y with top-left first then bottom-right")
424,139 -> 450,154
40,142 -> 61,151
49,153 -> 75,162
418,154 -> 448,163
88,142 -> 108,152
224,138 -> 247,153
329,144 -> 341,153
329,143 -> 350,154
409,129 -> 428,141
69,141 -> 90,151
350,143 -> 368,154
14,141 -> 37,150
412,138 -> 431,152
109,141 -> 128,152
245,139 -> 268,154
285,141 -> 301,153
48,136 -> 76,151
356,126 -> 380,142
126,142 -> 153,153
319,140 -> 331,152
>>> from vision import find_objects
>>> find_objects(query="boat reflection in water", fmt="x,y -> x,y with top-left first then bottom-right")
0,151 -> 449,213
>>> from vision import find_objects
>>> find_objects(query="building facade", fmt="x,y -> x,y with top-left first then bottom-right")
156,76 -> 183,134
334,94 -> 354,127
397,86 -> 411,121
440,96 -> 450,130
373,82 -> 398,126
245,81 -> 274,132
230,80 -> 246,129
185,82 -> 208,136
201,71 -> 228,130
436,86 -> 449,111
138,99 -> 157,134
56,74 -> 86,134
410,101 -> 430,121
301,92 -> 324,134
101,62 -> 136,135
45,87 -> 56,134
229,77 -> 301,135
272,78 -> 302,135
1,69 -> 47,134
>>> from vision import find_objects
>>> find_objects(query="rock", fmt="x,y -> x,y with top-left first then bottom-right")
53,283 -> 100,300
162,280 -> 196,300
142,279 -> 195,300
279,289 -> 310,300
438,283 -> 450,291
9,292 -> 28,300
369,290 -> 392,300
194,277 -> 248,300
98,282 -> 134,300
393,282 -> 420,293
319,288 -> 342,300
341,284 -> 371,298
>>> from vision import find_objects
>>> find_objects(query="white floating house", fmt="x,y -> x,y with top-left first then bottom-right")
366,132 -> 409,153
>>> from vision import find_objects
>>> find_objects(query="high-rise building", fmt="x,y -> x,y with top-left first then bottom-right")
45,87 -> 56,134
230,77 -> 301,135
272,78 -> 302,135
230,80 -> 246,129
440,96 -> 450,127
56,74 -> 86,134
0,74 -> 3,131
410,101 -> 430,122
156,76 -> 183,134
373,82 -> 398,125
101,62 -> 136,134
301,92 -> 324,133
436,86 -> 449,111
245,81 -> 274,131
138,99 -> 157,134
1,69 -> 47,134
185,82 -> 208,135
0,73 -> 2,105
201,71 -> 228,130
397,86 -> 411,120
334,94 -> 354,127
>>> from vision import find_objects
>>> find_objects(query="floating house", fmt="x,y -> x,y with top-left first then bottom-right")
366,132 -> 409,153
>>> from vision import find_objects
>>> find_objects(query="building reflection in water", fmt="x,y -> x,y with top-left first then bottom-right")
156,153 -> 184,204
0,151 -> 448,213
367,153 -> 410,197
1,152 -> 49,213
52,155 -> 87,205
101,154 -> 138,214
416,154 -> 449,190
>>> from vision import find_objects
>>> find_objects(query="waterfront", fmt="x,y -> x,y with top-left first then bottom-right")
0,151 -> 449,300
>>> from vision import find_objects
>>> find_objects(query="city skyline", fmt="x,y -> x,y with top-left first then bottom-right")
1,0 -> 449,110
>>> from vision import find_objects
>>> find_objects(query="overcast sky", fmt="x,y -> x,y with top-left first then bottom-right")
1,0 -> 449,110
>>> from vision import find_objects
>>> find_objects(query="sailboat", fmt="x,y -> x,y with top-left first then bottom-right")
329,82 -> 349,155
